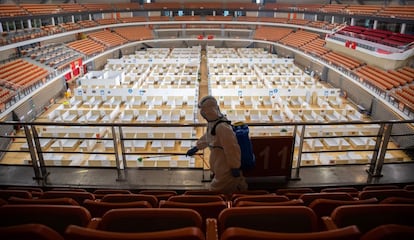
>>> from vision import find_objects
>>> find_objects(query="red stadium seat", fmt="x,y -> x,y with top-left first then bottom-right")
323,204 -> 414,234
65,224 -> 205,240
0,223 -> 64,240
93,208 -> 203,233
83,199 -> 152,218
218,206 -> 319,235
0,204 -> 91,234
220,225 -> 361,240
7,196 -> 79,206
360,224 -> 414,240
101,193 -> 158,207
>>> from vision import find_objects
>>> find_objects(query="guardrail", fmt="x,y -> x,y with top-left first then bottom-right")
0,120 -> 412,185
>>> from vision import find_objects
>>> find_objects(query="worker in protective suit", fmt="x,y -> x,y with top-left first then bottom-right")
186,95 -> 248,195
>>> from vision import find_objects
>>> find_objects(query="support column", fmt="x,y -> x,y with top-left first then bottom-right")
72,15 -> 75,23
0,22 -> 3,33
27,19 -> 32,29
331,16 -> 334,24
373,20 -> 378,29
350,18 -> 355,26
51,17 -> 55,25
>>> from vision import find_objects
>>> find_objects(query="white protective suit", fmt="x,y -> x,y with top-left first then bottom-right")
195,96 -> 248,194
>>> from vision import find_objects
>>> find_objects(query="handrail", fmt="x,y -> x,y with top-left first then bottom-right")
0,120 -> 412,185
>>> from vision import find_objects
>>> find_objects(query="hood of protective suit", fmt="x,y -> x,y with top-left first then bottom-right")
198,96 -> 223,122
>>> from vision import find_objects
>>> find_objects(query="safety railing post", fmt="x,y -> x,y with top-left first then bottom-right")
113,126 -> 127,181
373,123 -> 393,177
366,123 -> 385,176
293,125 -> 306,180
30,125 -> 49,179
23,125 -> 43,180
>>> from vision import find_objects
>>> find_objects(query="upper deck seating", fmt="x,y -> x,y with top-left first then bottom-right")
113,26 -> 154,41
88,30 -> 128,48
253,27 -> 293,42
66,38 -> 105,56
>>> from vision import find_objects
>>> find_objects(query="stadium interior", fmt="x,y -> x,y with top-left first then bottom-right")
0,0 -> 414,238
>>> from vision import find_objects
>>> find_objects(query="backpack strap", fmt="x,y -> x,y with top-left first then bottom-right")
211,120 -> 231,136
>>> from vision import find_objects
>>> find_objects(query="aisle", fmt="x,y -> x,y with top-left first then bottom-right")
198,49 -> 209,103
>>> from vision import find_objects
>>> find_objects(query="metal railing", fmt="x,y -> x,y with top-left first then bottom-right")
0,119 -> 413,186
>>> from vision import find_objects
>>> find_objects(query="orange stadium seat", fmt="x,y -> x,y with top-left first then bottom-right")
7,196 -> 79,205
232,194 -> 289,206
234,199 -> 305,207
159,200 -> 227,231
64,224 -> 205,240
0,189 -> 32,200
322,204 -> 414,234
92,189 -> 132,199
358,189 -> 414,201
0,223 -> 65,240
360,224 -> 414,240
138,190 -> 177,201
82,199 -> 152,218
298,192 -> 355,206
167,194 -> 225,203
40,191 -> 95,205
0,204 -> 91,234
92,208 -> 202,232
220,225 -> 361,240
218,206 -> 319,235
101,193 -> 158,207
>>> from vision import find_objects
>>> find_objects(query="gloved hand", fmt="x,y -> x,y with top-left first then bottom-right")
231,168 -> 241,177
186,146 -> 198,157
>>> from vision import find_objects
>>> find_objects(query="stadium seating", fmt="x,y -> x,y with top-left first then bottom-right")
0,223 -> 65,240
220,225 -> 361,240
64,224 -> 206,240
322,204 -> 414,234
90,208 -> 203,232
217,206 -> 319,235
82,199 -> 152,218
0,204 -> 91,234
